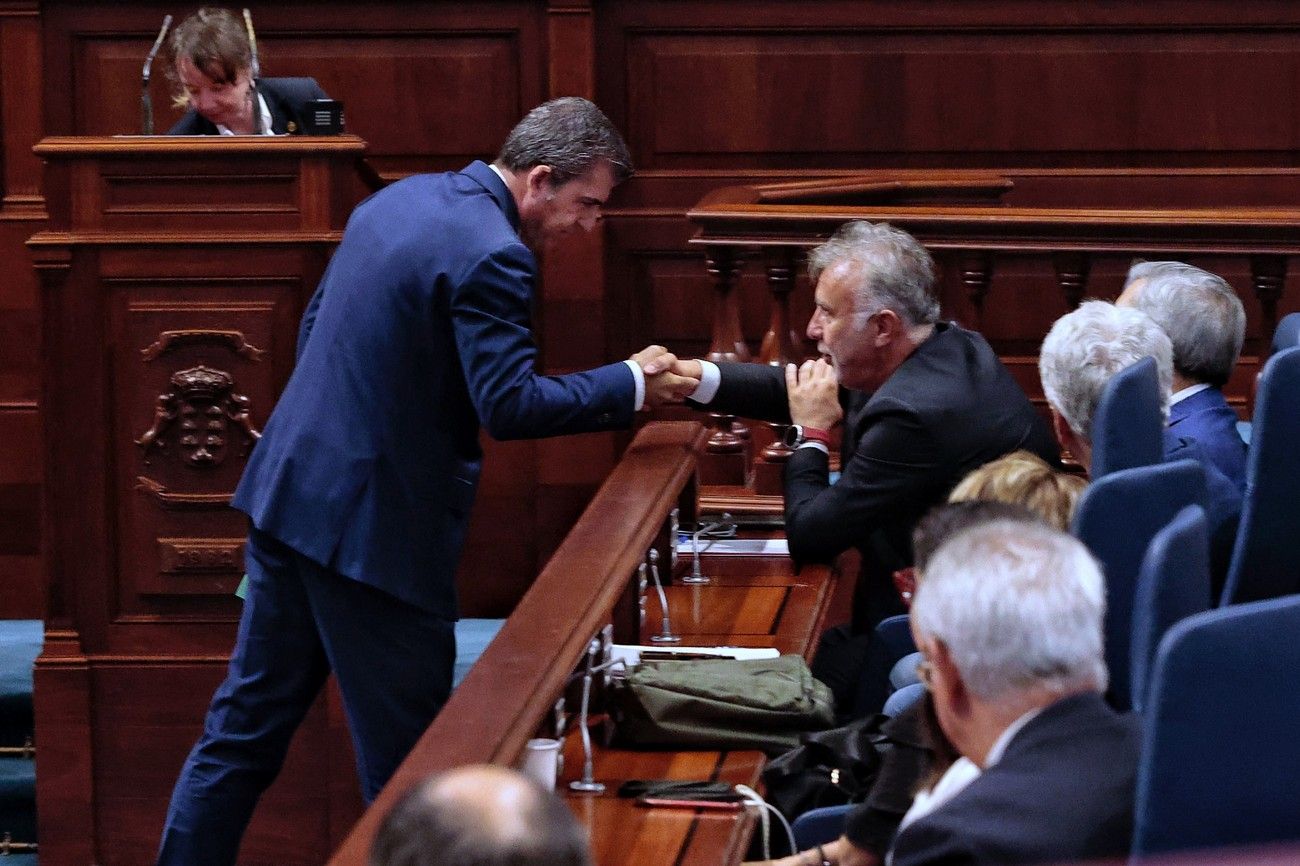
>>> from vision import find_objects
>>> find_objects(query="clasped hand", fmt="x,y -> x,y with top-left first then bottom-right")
630,345 -> 700,408
785,358 -> 842,430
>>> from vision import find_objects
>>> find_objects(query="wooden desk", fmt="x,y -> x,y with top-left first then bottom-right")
559,553 -> 836,866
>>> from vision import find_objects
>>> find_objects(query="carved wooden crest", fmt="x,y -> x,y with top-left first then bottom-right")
135,364 -> 260,467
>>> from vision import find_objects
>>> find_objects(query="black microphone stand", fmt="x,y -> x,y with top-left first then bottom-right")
140,15 -> 172,134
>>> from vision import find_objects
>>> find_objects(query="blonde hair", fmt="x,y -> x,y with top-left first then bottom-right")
949,450 -> 1086,531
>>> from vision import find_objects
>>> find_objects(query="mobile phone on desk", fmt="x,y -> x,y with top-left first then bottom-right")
635,795 -> 743,811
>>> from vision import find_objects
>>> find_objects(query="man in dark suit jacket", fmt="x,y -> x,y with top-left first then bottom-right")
156,98 -> 697,866
1117,260 -> 1248,494
168,76 -> 328,135
772,521 -> 1137,866
679,221 -> 1057,633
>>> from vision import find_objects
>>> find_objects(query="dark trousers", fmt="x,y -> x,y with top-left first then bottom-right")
157,526 -> 455,866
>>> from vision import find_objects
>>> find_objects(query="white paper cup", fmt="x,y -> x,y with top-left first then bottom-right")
520,737 -> 562,789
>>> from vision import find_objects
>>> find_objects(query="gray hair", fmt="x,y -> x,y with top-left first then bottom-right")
496,97 -> 633,186
1039,300 -> 1173,443
1124,261 -> 1244,388
806,221 -> 940,328
911,519 -> 1108,701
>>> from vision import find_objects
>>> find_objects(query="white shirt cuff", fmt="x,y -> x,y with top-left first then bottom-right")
797,442 -> 830,455
624,359 -> 646,411
690,360 -> 722,404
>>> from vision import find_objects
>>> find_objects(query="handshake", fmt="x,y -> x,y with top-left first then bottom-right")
630,346 -> 704,409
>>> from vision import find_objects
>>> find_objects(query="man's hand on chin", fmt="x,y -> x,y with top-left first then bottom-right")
786,358 -> 843,430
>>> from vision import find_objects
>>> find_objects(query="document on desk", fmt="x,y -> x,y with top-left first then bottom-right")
610,644 -> 781,667
676,537 -> 790,556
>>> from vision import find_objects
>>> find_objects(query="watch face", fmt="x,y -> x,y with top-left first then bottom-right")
784,425 -> 802,448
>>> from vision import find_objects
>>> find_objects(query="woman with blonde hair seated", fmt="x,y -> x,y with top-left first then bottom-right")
949,449 -> 1086,531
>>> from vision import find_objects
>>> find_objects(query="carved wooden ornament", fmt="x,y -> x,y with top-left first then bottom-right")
135,365 -> 260,467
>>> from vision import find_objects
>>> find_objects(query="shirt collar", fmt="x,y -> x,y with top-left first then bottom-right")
1169,382 -> 1212,407
216,91 -> 274,136
984,705 -> 1044,768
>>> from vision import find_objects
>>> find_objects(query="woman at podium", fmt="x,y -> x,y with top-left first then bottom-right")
165,7 -> 328,136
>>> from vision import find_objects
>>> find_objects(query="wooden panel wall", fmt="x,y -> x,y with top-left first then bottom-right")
8,0 -> 1300,625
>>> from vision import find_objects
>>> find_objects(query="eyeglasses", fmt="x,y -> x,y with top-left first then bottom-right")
915,659 -> 935,690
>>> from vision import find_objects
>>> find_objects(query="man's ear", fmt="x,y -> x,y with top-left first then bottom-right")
874,308 -> 904,346
524,165 -> 554,198
1050,408 -> 1091,474
931,639 -> 970,718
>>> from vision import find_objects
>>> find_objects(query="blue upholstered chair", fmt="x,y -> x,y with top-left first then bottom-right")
1072,459 -> 1207,711
851,614 -> 918,717
1272,311 -> 1300,354
1238,311 -> 1300,445
792,803 -> 853,850
1131,595 -> 1300,859
1220,347 -> 1300,605
1128,505 -> 1211,714
1091,356 -> 1164,480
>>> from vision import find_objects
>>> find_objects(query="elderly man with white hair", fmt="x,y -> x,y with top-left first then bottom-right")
1038,300 -> 1241,581
886,519 -> 1139,866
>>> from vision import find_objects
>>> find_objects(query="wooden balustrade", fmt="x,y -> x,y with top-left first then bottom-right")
686,168 -> 1300,492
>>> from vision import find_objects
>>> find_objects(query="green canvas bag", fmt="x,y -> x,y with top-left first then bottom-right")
614,655 -> 835,754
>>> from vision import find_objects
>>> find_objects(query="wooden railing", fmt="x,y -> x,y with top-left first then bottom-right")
327,421 -> 706,864
687,168 -> 1300,493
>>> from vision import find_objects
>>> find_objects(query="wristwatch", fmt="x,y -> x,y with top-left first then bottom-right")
783,425 -> 832,448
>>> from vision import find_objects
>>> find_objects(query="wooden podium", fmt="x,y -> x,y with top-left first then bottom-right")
28,136 -> 374,866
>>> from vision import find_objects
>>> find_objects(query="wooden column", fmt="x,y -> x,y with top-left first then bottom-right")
959,250 -> 994,327
753,246 -> 802,495
1053,251 -> 1091,310
1250,254 -> 1287,353
700,246 -> 749,486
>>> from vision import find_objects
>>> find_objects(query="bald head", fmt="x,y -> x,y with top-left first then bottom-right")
371,765 -> 592,866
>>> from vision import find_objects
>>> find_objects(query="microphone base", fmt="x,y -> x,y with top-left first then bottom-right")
680,575 -> 711,584
650,633 -> 682,644
569,779 -> 606,794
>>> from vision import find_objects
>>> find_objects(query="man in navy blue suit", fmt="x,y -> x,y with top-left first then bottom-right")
1118,261 -> 1248,493
1039,300 -> 1242,585
156,97 -> 698,866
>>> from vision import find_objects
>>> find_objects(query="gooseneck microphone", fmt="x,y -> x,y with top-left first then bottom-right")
242,9 -> 263,134
683,513 -> 734,585
141,15 -> 173,134
646,549 -> 680,644
569,638 -> 624,794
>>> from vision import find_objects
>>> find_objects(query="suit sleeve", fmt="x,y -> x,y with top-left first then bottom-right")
451,242 -> 635,440
784,398 -> 941,563
686,361 -> 792,422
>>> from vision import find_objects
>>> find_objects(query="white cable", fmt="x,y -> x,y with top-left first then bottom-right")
734,784 -> 796,861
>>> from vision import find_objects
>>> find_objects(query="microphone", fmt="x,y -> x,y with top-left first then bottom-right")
646,549 -> 680,644
141,15 -> 172,134
569,637 -> 624,794
241,9 -> 263,134
682,512 -> 734,585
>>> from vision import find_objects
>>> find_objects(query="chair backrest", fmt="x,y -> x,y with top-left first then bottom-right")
1132,595 -> 1300,858
1271,311 -> 1300,354
1072,459 -> 1207,711
1128,505 -> 1210,714
1220,346 -> 1300,605
1091,356 -> 1165,480
792,803 -> 853,850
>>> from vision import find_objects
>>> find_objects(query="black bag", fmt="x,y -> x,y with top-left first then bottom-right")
761,712 -> 892,821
